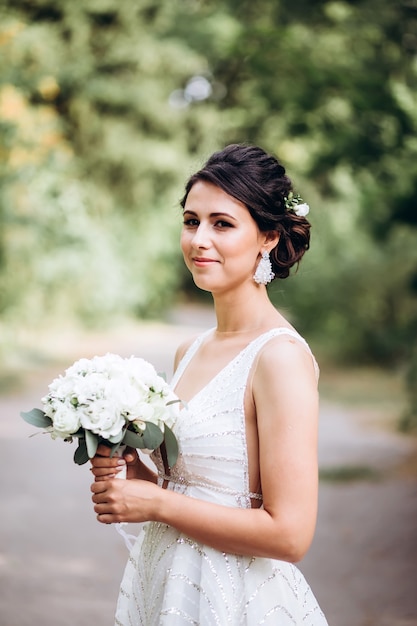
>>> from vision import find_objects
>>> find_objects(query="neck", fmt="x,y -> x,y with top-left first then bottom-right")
212,285 -> 276,334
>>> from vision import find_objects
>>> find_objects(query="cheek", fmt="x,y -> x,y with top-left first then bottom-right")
180,231 -> 188,253
180,232 -> 192,263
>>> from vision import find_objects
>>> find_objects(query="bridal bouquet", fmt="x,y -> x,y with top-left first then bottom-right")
21,353 -> 179,468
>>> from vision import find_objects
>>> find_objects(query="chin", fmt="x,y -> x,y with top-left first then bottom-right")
192,278 -> 216,293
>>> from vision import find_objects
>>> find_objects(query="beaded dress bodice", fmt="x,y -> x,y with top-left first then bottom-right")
114,328 -> 327,626
153,327 -> 318,508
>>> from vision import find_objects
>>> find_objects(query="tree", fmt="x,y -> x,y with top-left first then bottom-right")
0,0 -> 229,327
1,0 -> 417,425
167,0 -> 417,359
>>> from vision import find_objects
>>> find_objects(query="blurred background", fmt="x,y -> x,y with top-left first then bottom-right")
0,1 -> 417,625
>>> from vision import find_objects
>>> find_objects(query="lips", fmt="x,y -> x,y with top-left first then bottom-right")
192,257 -> 218,265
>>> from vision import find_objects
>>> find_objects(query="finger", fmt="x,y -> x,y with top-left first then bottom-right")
90,458 -> 126,475
91,456 -> 119,468
123,448 -> 135,460
95,444 -> 112,457
96,512 -> 113,524
90,466 -> 110,476
92,492 -> 109,504
91,465 -> 124,478
123,446 -> 137,458
124,452 -> 138,464
92,473 -> 116,482
91,480 -> 111,494
94,502 -> 119,524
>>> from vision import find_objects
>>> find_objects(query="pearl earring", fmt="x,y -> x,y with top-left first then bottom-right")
253,251 -> 275,285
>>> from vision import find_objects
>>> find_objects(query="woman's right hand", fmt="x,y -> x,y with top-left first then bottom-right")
90,444 -> 141,481
90,444 -> 157,483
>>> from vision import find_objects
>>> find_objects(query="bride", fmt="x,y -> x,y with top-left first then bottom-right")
90,144 -> 328,625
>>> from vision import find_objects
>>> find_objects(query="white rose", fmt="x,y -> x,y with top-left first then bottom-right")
51,403 -> 81,438
142,393 -> 168,428
166,403 -> 180,429
148,376 -> 170,396
161,388 -> 181,428
126,357 -> 159,385
294,203 -> 310,217
43,401 -> 56,420
125,391 -> 150,417
132,401 -> 160,424
93,353 -> 127,379
71,372 -> 106,405
46,376 -> 73,401
79,400 -> 125,439
65,357 -> 95,378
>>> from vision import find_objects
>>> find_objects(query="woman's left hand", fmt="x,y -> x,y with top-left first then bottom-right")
91,477 -> 162,524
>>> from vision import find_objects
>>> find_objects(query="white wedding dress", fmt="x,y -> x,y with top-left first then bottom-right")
115,328 -> 328,625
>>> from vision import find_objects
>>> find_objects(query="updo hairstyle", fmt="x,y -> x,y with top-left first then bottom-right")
180,144 -> 311,279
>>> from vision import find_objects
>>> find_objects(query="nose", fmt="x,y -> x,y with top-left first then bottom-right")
191,223 -> 211,249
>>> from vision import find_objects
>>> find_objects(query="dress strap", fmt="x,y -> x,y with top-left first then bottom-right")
170,328 -> 213,388
171,326 -> 319,387
247,327 -> 320,381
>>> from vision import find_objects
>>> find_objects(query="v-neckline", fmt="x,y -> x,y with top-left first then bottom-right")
172,328 -> 289,407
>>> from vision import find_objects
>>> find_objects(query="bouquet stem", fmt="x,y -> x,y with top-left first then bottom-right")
114,445 -> 127,480
112,444 -> 138,550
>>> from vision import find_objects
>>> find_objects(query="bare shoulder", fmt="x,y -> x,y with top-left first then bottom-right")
254,333 -> 318,389
173,333 -> 201,371
252,333 -> 319,433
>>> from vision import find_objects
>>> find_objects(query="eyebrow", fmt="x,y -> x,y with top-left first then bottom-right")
182,210 -> 238,221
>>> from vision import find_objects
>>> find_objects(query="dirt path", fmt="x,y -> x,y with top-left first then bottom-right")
1,311 -> 416,626
303,403 -> 417,626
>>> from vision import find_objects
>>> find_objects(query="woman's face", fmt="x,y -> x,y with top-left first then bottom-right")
181,181 -> 272,294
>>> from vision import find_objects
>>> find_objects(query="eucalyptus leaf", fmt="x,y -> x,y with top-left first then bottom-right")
85,429 -> 99,458
109,442 -> 122,458
74,439 -> 89,465
122,428 -> 145,448
108,430 -> 125,444
20,409 -> 52,429
164,424 -> 179,468
142,422 -> 164,450
166,399 -> 181,407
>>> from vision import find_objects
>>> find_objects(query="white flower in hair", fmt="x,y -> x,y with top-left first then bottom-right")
293,202 -> 309,217
284,191 -> 310,217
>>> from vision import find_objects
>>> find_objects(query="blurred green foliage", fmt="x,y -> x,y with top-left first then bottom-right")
0,0 -> 416,424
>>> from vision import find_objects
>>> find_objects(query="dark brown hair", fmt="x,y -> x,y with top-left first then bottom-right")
180,144 -> 310,279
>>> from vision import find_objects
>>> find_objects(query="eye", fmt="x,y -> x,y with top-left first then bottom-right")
214,220 -> 233,228
183,218 -> 199,227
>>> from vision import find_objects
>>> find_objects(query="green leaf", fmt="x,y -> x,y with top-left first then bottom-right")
74,439 -> 89,465
141,422 -> 164,450
108,442 -> 123,458
166,398 -> 181,407
122,428 -> 145,448
108,430 -> 125,444
164,424 -> 179,468
85,429 -> 99,458
20,409 -> 52,429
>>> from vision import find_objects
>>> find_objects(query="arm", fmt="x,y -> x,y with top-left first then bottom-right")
91,339 -> 319,562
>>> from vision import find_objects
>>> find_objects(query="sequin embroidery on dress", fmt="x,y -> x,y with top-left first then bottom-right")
114,328 -> 328,626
